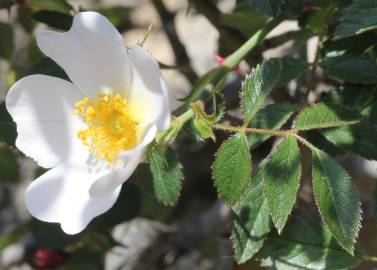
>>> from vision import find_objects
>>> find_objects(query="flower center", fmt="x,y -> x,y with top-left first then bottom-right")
74,92 -> 138,163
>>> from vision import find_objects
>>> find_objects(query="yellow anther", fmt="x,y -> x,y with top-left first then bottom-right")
74,92 -> 138,163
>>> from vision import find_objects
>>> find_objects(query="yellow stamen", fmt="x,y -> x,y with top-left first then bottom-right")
74,92 -> 138,163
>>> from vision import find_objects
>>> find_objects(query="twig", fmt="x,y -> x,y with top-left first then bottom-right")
151,0 -> 198,85
214,123 -> 319,151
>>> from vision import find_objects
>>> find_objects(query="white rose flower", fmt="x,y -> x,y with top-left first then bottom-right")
6,11 -> 171,234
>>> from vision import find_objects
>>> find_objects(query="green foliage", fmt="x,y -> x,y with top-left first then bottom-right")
292,102 -> 360,131
323,122 -> 377,160
304,130 -> 345,158
2,0 -> 377,268
231,160 -> 270,263
24,0 -> 72,14
307,4 -> 337,34
220,6 -> 268,37
0,222 -> 30,251
90,183 -> 141,229
242,0 -> 284,17
241,59 -> 282,125
277,57 -> 309,86
0,102 -> 16,145
31,10 -> 73,30
247,103 -> 296,148
213,133 -> 251,206
182,67 -> 227,103
0,22 -> 13,60
320,55 -> 377,84
258,210 -> 363,270
321,84 -> 377,160
143,147 -> 184,206
312,150 -> 361,254
0,0 -> 15,8
0,146 -> 20,183
264,136 -> 301,233
27,57 -> 68,80
97,7 -> 130,28
31,220 -> 81,249
335,0 -> 377,39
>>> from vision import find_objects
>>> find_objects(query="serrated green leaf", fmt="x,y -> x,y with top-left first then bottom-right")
31,10 -> 73,30
241,59 -> 281,125
335,0 -> 377,39
320,55 -> 377,84
258,210 -> 363,270
312,150 -> 361,254
247,103 -> 296,148
231,160 -> 270,263
292,103 -> 360,131
0,22 -> 14,60
213,133 -> 251,206
148,147 -> 184,206
265,136 -> 301,233
277,58 -> 309,86
0,146 -> 20,183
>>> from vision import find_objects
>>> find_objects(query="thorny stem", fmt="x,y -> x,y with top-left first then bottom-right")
214,124 -> 319,151
222,14 -> 285,70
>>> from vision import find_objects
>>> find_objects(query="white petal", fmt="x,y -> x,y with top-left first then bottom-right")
36,11 -> 130,97
126,45 -> 171,132
89,125 -> 158,197
6,75 -> 86,168
25,161 -> 120,234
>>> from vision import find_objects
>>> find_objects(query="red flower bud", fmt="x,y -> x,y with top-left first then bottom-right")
32,248 -> 67,269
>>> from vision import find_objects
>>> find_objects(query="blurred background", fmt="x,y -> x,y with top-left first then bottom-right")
0,0 -> 377,269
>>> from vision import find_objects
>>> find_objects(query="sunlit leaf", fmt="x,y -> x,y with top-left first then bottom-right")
292,103 -> 360,131
241,59 -> 281,125
312,150 -> 361,254
213,133 -> 251,206
264,136 -> 301,233
231,160 -> 270,263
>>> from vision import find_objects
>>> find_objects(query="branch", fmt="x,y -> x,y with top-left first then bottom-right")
188,0 -> 260,67
151,0 -> 198,85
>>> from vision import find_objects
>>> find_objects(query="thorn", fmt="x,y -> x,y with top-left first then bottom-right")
214,53 -> 245,76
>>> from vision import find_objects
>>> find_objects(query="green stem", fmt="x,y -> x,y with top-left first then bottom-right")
223,14 -> 285,69
155,109 -> 195,145
214,124 -> 319,151
176,108 -> 195,124
364,255 -> 377,263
